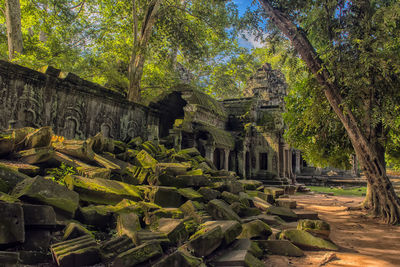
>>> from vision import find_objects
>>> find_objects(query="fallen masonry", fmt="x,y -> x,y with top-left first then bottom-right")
0,127 -> 339,266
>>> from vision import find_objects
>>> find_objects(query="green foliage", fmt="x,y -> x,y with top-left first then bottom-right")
46,163 -> 77,185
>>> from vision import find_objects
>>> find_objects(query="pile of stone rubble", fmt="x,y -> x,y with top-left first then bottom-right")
0,127 -> 339,266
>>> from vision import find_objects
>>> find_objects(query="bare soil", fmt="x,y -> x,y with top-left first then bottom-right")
264,193 -> 400,267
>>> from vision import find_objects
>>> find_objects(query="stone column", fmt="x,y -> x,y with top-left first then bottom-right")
205,145 -> 214,162
243,150 -> 247,179
255,150 -> 260,173
283,149 -> 287,178
224,149 -> 230,171
295,150 -> 301,174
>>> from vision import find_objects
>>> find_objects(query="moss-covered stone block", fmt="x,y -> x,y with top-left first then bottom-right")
78,205 -> 116,229
297,219 -> 330,239
197,187 -> 221,201
65,175 -> 142,205
266,206 -> 298,221
0,202 -> 25,245
63,222 -> 94,240
206,199 -> 241,222
100,235 -> 135,262
221,191 -> 240,204
238,219 -> 272,240
116,212 -> 141,240
0,164 -> 31,193
238,180 -> 263,190
0,131 -> 14,156
187,225 -> 223,257
154,218 -> 188,245
279,229 -> 339,251
202,220 -> 242,246
12,176 -> 79,217
230,202 -> 261,217
24,126 -> 53,149
178,188 -> 204,201
17,147 -> 55,164
210,249 -> 265,267
153,250 -> 204,267
147,186 -> 183,208
257,240 -> 304,257
112,241 -> 163,267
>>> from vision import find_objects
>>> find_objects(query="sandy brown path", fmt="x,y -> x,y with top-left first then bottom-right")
265,193 -> 400,267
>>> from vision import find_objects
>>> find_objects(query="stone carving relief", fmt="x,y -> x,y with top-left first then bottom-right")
61,99 -> 86,139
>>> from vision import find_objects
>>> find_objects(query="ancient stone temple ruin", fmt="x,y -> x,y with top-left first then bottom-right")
0,60 -> 302,183
150,63 -> 302,184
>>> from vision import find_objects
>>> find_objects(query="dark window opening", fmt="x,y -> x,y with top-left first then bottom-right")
260,153 -> 268,170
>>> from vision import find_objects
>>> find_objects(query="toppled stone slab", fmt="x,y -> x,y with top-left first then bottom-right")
238,180 -> 263,190
264,187 -> 284,199
221,191 -> 240,204
207,199 -> 241,222
51,235 -> 101,267
22,204 -> 57,229
0,191 -> 19,203
242,214 -> 285,227
116,212 -> 141,240
0,202 -> 24,245
100,235 -> 135,262
211,249 -> 265,267
187,225 -> 223,257
202,220 -> 242,246
198,187 -> 221,201
22,229 -> 52,252
252,196 -> 272,211
17,147 -> 54,164
148,186 -> 183,207
178,188 -> 204,201
23,126 -> 52,149
297,219 -> 330,239
156,162 -> 189,176
257,240 -> 304,257
65,175 -> 142,205
0,163 -> 32,192
293,209 -> 319,220
279,229 -> 339,251
135,150 -> 158,171
53,139 -> 95,162
0,160 -> 40,176
132,230 -> 170,247
122,165 -> 152,185
276,198 -> 297,209
63,222 -> 93,240
0,131 -> 14,156
0,251 -> 19,265
267,206 -> 298,220
238,219 -> 272,240
12,176 -> 79,217
246,190 -> 274,204
153,250 -> 204,267
111,241 -> 163,266
155,218 -> 188,245
78,205 -> 115,229
230,239 -> 263,258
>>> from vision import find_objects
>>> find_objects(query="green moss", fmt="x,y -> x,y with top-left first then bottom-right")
279,229 -> 338,250
178,188 -> 204,201
307,186 -> 367,196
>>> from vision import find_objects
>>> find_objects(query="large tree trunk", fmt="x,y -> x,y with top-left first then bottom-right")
5,0 -> 23,60
259,0 -> 400,223
127,0 -> 162,102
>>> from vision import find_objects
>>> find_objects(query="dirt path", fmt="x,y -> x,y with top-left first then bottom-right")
265,193 -> 400,267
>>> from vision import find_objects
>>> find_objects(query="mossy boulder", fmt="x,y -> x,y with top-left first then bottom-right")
12,176 -> 79,217
78,205 -> 116,229
279,229 -> 339,251
237,180 -> 263,190
221,191 -> 240,204
24,126 -> 53,149
65,175 -> 142,205
116,212 -> 141,240
0,164 -> 31,193
257,240 -> 304,257
238,219 -> 272,240
206,199 -> 241,222
154,218 -> 188,245
297,219 -> 330,239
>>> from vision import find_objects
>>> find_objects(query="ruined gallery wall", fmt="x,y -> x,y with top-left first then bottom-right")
0,60 -> 158,141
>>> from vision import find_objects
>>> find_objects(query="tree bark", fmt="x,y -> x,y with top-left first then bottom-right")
259,0 -> 400,223
127,0 -> 162,102
5,0 -> 23,60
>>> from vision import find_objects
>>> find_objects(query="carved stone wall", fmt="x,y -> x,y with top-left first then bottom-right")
0,60 -> 158,141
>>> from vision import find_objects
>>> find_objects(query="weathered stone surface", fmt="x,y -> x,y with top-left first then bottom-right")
221,191 -> 240,204
63,222 -> 94,240
122,165 -> 152,185
116,212 -> 141,240
156,218 -> 188,245
297,219 -> 330,239
100,235 -> 135,262
238,219 -> 272,240
0,202 -> 24,245
53,139 -> 95,162
65,175 -> 142,205
93,153 -> 121,171
202,220 -> 242,246
178,188 -> 204,201
0,191 -> 19,203
264,187 -> 284,199
251,196 -> 272,211
242,214 -> 285,227
247,190 -> 274,204
12,176 -> 79,216
78,205 -> 115,229
147,208 -> 185,225
198,187 -> 221,201
24,126 -> 53,149
135,150 -> 158,171
77,166 -> 111,179
51,235 -> 101,267
211,249 -> 265,267
0,131 -> 14,156
257,240 -> 304,257
132,230 -> 170,247
187,225 -> 224,257
156,162 -> 189,176
19,250 -> 51,265
17,147 -> 54,164
22,203 -> 57,228
22,229 -> 52,251
230,239 -> 263,258
238,180 -> 263,190
111,241 -> 163,267
165,174 -> 210,187
276,198 -> 297,209
293,209 -> 319,220
230,202 -> 261,217
267,206 -> 298,220
207,199 -> 241,222
153,250 -> 204,267
0,163 -> 31,192
0,251 -> 19,265
148,186 -> 183,207
0,160 -> 40,176
279,229 -> 339,251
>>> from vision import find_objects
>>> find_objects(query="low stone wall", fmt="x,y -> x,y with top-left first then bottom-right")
0,61 -> 158,141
